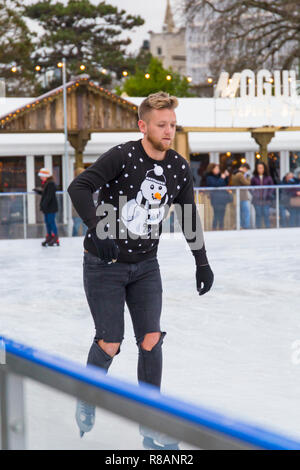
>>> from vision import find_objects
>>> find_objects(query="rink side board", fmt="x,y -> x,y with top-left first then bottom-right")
1,336 -> 300,450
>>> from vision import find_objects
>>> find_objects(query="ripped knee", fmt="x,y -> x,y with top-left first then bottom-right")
97,339 -> 121,357
140,332 -> 165,351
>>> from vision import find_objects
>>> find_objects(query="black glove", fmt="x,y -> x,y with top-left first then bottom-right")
33,188 -> 42,195
196,264 -> 214,296
90,227 -> 119,263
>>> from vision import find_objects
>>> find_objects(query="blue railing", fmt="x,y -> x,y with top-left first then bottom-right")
1,335 -> 300,450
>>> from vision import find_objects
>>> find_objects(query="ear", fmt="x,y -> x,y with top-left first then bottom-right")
138,119 -> 147,135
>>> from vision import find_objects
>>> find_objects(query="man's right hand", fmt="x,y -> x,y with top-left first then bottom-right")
90,227 -> 119,263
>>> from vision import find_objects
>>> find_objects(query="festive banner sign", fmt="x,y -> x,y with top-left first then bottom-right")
215,69 -> 297,99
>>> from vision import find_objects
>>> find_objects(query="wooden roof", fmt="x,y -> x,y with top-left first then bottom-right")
0,77 -> 139,133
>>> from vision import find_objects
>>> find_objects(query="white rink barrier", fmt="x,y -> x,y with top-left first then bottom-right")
0,185 -> 300,239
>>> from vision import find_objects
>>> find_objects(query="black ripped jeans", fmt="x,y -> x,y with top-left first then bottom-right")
83,251 -> 166,389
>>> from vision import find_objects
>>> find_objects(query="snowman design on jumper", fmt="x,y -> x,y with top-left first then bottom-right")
121,165 -> 168,236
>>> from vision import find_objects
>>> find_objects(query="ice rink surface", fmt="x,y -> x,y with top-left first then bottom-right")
1,228 -> 300,449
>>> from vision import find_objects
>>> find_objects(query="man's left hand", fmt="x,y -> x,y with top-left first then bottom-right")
196,264 -> 214,296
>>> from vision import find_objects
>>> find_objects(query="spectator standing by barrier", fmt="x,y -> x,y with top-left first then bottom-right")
205,163 -> 230,230
230,163 -> 251,229
33,168 -> 59,246
1,193 -> 23,238
279,173 -> 295,227
72,167 -> 88,237
288,174 -> 300,227
251,162 -> 274,229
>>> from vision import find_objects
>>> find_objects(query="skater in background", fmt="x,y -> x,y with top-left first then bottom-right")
68,91 -> 214,450
205,163 -> 230,230
33,168 -> 59,246
251,162 -> 274,229
72,167 -> 88,237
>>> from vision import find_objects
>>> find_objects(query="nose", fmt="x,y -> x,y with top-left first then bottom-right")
154,192 -> 162,200
164,125 -> 173,136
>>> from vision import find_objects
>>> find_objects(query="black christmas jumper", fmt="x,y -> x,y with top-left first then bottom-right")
68,139 -> 208,265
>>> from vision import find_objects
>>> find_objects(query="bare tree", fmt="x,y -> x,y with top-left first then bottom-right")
184,0 -> 300,79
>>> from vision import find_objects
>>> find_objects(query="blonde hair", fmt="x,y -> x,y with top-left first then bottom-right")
138,91 -> 179,120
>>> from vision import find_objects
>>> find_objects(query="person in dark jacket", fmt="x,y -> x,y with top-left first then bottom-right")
205,163 -> 230,230
67,91 -> 214,444
251,162 -> 274,229
1,194 -> 23,238
290,180 -> 300,227
34,168 -> 59,246
279,172 -> 296,227
282,173 -> 300,227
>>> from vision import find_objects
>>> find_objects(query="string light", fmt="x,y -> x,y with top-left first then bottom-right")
187,76 -> 192,83
11,66 -> 17,73
122,70 -> 128,77
80,64 -> 86,71
166,75 -> 172,81
57,62 -> 63,68
207,77 -> 213,84
0,76 -> 138,126
145,73 -> 150,79
35,65 -> 41,72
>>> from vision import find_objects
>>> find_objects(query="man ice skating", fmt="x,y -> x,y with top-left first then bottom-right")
68,91 -> 214,449
33,168 -> 59,246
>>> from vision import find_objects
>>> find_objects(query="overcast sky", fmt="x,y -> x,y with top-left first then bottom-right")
23,0 -> 183,55
102,0 -> 182,54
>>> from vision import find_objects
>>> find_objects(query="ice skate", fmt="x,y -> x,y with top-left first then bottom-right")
48,234 -> 60,246
41,234 -> 52,247
140,425 -> 180,450
75,400 -> 95,437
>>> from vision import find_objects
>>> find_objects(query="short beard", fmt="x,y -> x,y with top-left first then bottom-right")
147,133 -> 171,152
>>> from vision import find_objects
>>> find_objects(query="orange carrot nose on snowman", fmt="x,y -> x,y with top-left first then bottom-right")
154,192 -> 162,200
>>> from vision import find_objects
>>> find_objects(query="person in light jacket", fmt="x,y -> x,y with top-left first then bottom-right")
230,163 -> 251,229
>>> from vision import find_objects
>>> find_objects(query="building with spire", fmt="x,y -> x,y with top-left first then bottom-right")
163,0 -> 175,33
149,0 -> 186,76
